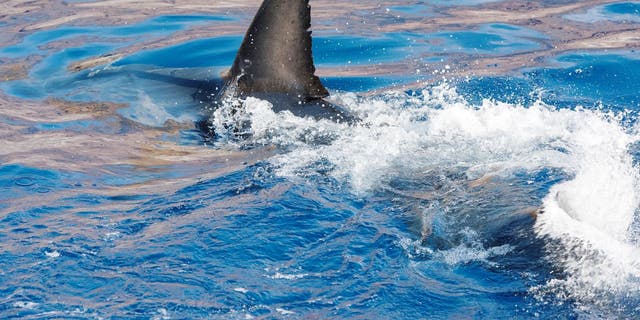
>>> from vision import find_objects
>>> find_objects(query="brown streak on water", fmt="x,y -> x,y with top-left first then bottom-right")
1,1 -> 639,224
3,0 -> 637,79
0,86 -> 276,224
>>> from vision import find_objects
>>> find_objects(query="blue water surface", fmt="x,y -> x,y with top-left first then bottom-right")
606,2 -> 640,15
1,3 -> 640,319
565,1 -> 640,23
456,51 -> 640,111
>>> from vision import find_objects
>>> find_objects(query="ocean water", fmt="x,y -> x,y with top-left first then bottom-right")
565,1 -> 640,23
2,2 -> 640,319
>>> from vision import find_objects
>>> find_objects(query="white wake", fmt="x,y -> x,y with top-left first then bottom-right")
211,83 -> 640,313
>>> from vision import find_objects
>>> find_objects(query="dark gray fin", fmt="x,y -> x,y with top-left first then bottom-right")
224,0 -> 329,100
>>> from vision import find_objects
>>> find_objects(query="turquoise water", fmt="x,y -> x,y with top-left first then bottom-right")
565,1 -> 640,23
2,5 -> 640,320
607,2 -> 640,15
435,24 -> 547,55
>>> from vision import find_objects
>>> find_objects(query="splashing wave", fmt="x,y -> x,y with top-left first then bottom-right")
211,83 -> 640,313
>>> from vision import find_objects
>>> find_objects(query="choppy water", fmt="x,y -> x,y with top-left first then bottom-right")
2,1 -> 640,319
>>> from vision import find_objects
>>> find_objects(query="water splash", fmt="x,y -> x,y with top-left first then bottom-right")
212,82 -> 640,314
533,107 -> 640,314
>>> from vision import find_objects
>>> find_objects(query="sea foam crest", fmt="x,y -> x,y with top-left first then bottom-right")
213,83 -> 640,310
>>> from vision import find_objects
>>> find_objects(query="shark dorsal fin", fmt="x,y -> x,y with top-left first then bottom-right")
225,0 -> 329,100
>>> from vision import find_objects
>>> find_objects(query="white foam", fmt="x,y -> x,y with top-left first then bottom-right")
44,250 -> 60,258
276,307 -> 295,315
533,105 -> 640,310
434,228 -> 514,266
398,229 -> 513,266
213,83 -> 640,311
233,287 -> 249,294
242,85 -> 580,192
152,308 -> 171,320
270,272 -> 308,280
13,301 -> 38,309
